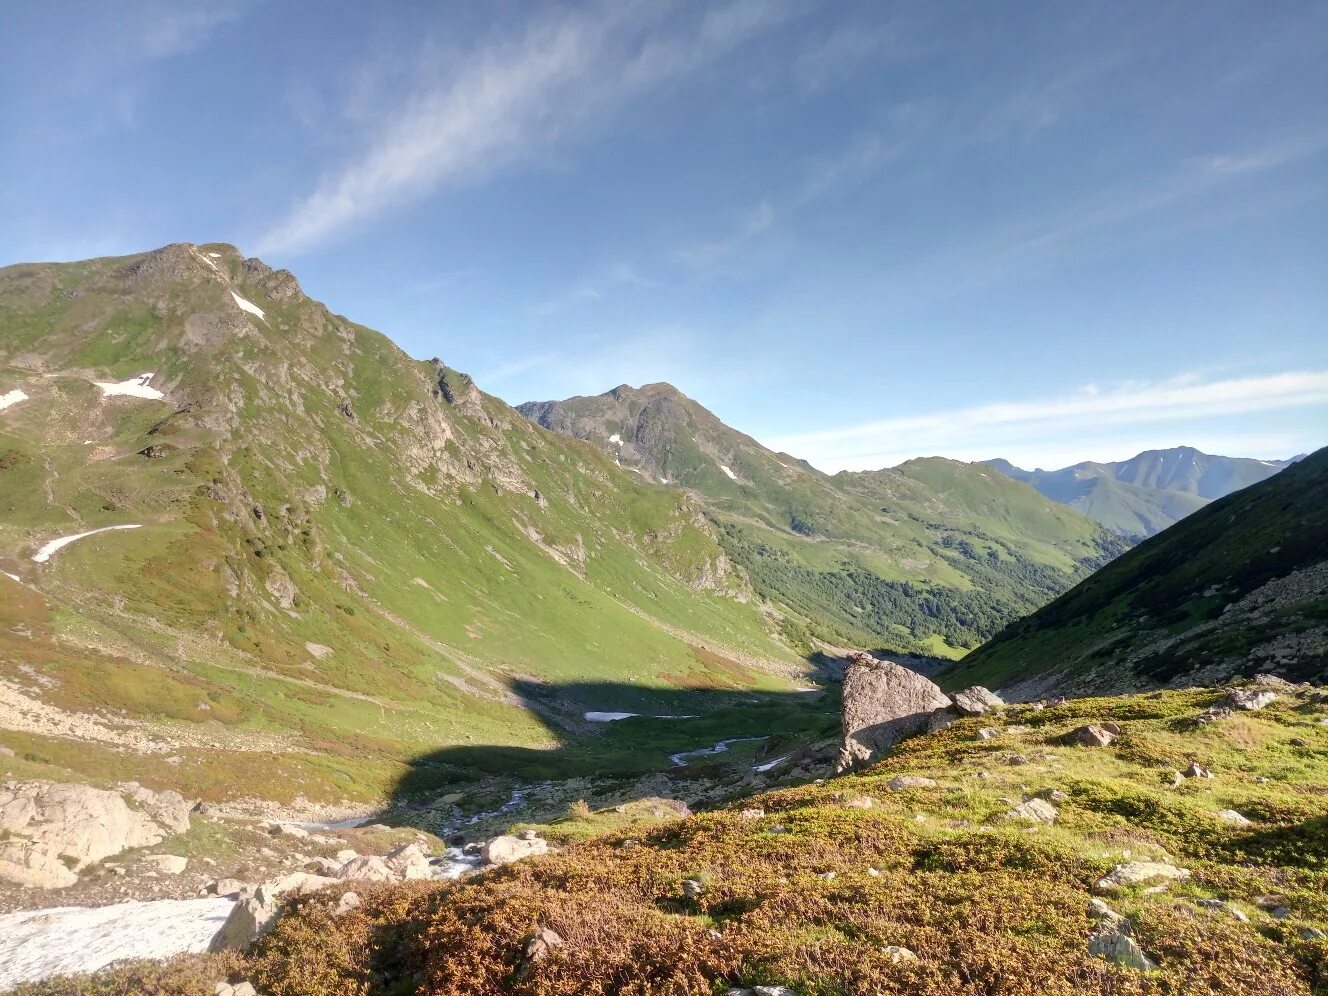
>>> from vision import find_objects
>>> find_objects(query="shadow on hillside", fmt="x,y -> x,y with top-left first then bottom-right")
379,676 -> 841,831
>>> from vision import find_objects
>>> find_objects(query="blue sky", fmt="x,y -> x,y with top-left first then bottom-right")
3,1 -> 1325,471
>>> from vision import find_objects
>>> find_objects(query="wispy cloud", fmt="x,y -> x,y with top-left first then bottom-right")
140,2 -> 247,58
671,200 -> 776,269
530,261 -> 658,316
767,371 -> 1328,471
257,1 -> 797,255
794,21 -> 900,93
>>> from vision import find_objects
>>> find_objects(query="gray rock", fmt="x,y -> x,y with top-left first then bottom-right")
231,985 -> 257,996
1007,798 -> 1058,824
888,776 -> 937,791
1095,861 -> 1190,892
1088,927 -> 1158,971
336,891 -> 361,916
1216,809 -> 1253,827
837,652 -> 952,771
142,854 -> 188,875
336,854 -> 395,881
1184,762 -> 1214,779
1066,725 -> 1117,747
209,891 -> 280,952
1222,688 -> 1277,711
977,727 -> 1001,740
1300,927 -> 1326,941
1196,898 -> 1248,922
208,878 -> 247,897
682,878 -> 705,899
740,808 -> 765,820
482,834 -> 548,866
882,945 -> 918,963
953,686 -> 1004,715
753,988 -> 799,996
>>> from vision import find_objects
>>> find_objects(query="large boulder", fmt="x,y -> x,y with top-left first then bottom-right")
482,833 -> 549,866
837,652 -> 952,771
0,780 -> 191,888
210,886 -> 280,952
952,686 -> 1004,715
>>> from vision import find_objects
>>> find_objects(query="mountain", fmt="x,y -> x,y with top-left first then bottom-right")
518,384 -> 1128,658
987,446 -> 1298,537
0,243 -> 813,808
951,445 -> 1328,696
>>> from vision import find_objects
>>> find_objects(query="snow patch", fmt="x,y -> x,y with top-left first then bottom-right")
94,373 -> 164,400
585,711 -> 639,722
753,754 -> 789,773
231,291 -> 266,320
0,389 -> 29,411
0,897 -> 235,988
608,433 -> 623,445
207,252 -> 222,258
720,464 -> 738,481
3,572 -> 20,583
32,524 -> 142,563
659,477 -> 669,484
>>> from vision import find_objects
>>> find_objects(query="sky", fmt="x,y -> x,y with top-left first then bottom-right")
2,0 -> 1325,472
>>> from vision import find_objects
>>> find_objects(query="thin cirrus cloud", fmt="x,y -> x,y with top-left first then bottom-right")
256,1 -> 797,256
766,371 -> 1328,472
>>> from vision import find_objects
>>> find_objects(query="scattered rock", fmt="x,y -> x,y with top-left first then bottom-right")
1039,789 -> 1070,803
1222,688 -> 1278,711
1184,762 -> 1214,779
334,890 -> 361,916
1006,754 -> 1030,766
1066,725 -> 1117,748
682,878 -> 705,899
482,834 -> 548,866
1008,798 -> 1058,824
269,822 -> 309,839
1088,927 -> 1157,971
522,926 -> 564,963
142,854 -> 188,875
977,728 -> 1001,740
843,795 -> 875,809
210,886 -> 279,952
740,808 -> 765,821
385,842 -> 432,879
888,775 -> 937,791
1096,861 -> 1191,892
837,652 -> 953,771
1216,809 -> 1253,827
882,945 -> 918,964
1301,927 -> 1326,941
231,984 -> 257,996
336,855 -> 395,882
207,878 -> 247,897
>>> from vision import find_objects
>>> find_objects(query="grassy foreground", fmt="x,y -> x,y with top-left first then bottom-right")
16,682 -> 1327,995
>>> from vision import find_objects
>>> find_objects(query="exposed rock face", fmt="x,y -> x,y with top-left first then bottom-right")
837,652 -> 952,770
952,686 -> 1004,715
0,780 -> 191,887
1008,798 -> 1058,823
210,886 -> 280,952
1222,688 -> 1278,711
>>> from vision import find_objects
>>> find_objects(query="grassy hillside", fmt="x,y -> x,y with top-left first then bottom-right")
0,244 -> 805,806
25,683 -> 1328,994
952,447 -> 1328,696
520,385 -> 1127,658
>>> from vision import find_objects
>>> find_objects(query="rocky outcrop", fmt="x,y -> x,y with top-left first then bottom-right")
837,652 -> 953,771
0,780 -> 191,887
952,686 -> 1004,715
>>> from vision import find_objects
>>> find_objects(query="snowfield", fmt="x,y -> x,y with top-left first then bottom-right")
720,464 -> 738,481
94,373 -> 164,400
608,433 -> 623,445
231,291 -> 266,319
32,524 -> 142,563
0,897 -> 235,988
0,388 -> 29,411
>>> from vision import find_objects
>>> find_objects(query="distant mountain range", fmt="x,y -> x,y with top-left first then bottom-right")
985,447 -> 1301,537
954,444 -> 1328,694
519,384 -> 1127,658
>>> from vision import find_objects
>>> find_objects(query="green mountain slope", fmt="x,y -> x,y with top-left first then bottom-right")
0,244 -> 805,807
952,446 -> 1328,696
987,447 -> 1295,537
519,385 -> 1127,658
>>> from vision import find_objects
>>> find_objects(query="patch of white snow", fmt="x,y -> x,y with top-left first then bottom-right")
0,389 -> 29,411
585,711 -> 639,722
207,252 -> 222,258
3,572 -> 20,583
753,754 -> 789,773
94,373 -> 164,400
720,464 -> 738,481
231,291 -> 266,320
608,433 -> 623,445
32,524 -> 142,563
0,897 -> 235,988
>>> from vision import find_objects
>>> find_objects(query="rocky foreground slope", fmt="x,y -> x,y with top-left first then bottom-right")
12,670 -> 1325,996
